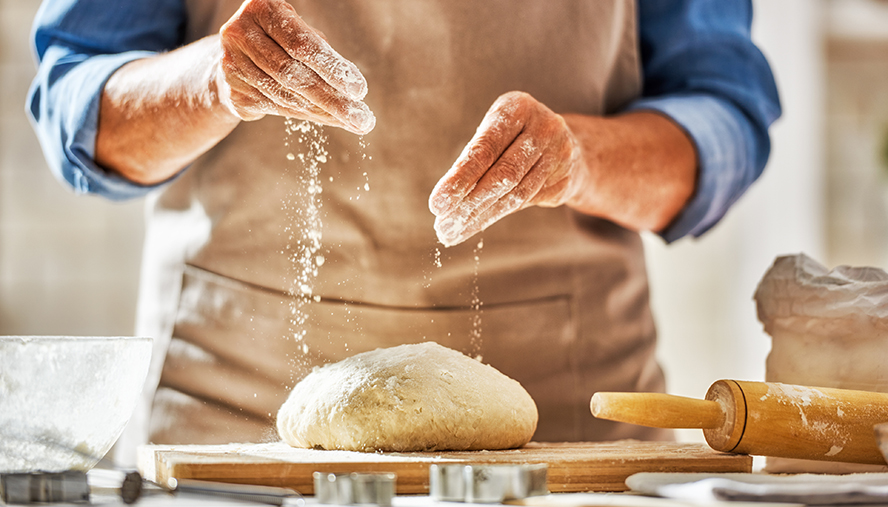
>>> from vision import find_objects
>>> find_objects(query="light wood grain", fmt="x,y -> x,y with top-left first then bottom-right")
711,380 -> 888,465
137,441 -> 751,495
589,380 -> 888,466
591,393 -> 724,429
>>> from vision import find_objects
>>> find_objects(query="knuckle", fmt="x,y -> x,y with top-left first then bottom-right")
504,90 -> 533,110
447,175 -> 475,196
493,157 -> 526,186
277,59 -> 299,82
500,90 -> 529,103
219,20 -> 241,40
548,112 -> 568,131
489,91 -> 535,124
242,0 -> 268,17
287,30 -> 324,65
290,31 -> 314,53
468,137 -> 499,167
511,180 -> 537,203
227,0 -> 261,28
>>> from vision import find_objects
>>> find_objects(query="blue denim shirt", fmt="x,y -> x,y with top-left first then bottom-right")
26,0 -> 780,242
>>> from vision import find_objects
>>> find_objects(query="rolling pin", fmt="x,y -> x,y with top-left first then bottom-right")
591,380 -> 888,465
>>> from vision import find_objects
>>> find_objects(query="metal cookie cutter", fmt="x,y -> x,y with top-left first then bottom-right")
429,464 -> 548,503
0,471 -> 90,505
313,472 -> 396,506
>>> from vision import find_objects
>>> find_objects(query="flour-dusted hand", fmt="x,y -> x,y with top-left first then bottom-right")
429,91 -> 586,246
215,0 -> 375,133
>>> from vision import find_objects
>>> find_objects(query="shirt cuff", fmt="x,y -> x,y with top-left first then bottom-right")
624,94 -> 757,243
29,49 -> 170,200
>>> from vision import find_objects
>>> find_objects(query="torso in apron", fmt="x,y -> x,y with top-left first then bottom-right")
132,0 -> 670,450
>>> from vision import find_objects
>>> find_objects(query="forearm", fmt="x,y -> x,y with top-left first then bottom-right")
96,36 -> 240,185
429,93 -> 698,246
96,0 -> 374,186
563,111 -> 697,233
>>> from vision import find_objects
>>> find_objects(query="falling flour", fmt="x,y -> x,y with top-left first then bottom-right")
470,237 -> 484,359
426,239 -> 484,358
282,119 -> 327,376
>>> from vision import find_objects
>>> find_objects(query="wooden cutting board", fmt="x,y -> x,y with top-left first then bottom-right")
138,441 -> 751,494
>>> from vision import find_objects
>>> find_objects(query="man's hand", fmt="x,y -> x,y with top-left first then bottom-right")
97,0 -> 376,184
216,0 -> 375,133
428,91 -> 697,247
429,92 -> 587,247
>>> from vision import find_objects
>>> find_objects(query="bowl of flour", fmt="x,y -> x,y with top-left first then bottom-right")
0,336 -> 152,472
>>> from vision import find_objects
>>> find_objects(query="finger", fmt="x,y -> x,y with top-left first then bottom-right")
224,47 -> 352,130
253,0 -> 368,101
228,79 -> 350,129
309,26 -> 328,42
271,59 -> 375,134
436,156 -> 550,247
434,188 -> 520,247
439,132 -> 543,228
229,23 -> 374,133
221,22 -> 373,133
429,97 -> 527,217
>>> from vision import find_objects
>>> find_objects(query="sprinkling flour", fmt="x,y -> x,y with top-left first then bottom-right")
282,119 -> 327,375
470,237 -> 484,359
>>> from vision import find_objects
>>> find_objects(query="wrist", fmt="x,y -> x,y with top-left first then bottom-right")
203,36 -> 251,124
560,111 -> 697,232
561,115 -> 605,215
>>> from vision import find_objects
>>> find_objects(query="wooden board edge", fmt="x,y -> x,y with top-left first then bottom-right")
141,442 -> 753,495
136,446 -> 159,483
158,453 -> 751,495
166,460 -> 433,495
545,455 -> 752,493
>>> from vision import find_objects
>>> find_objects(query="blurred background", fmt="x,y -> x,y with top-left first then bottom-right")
2,0 -> 888,438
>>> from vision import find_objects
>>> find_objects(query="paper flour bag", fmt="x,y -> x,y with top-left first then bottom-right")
755,253 -> 888,472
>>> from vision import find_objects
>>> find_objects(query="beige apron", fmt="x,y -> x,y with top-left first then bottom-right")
124,0 -> 670,456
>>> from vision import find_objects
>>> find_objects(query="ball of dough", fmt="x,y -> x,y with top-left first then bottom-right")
276,342 -> 538,452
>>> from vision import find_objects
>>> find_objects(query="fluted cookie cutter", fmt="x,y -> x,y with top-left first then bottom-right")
429,464 -> 548,503
313,472 -> 396,506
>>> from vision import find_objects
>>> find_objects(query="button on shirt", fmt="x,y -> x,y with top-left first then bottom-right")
26,0 -> 780,242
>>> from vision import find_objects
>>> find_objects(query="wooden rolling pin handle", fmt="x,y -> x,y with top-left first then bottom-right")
591,392 -> 725,429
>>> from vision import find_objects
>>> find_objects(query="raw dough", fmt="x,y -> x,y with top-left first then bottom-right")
276,342 -> 538,452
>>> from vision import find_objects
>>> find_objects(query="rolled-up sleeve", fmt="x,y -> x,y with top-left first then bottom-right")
27,0 -> 187,200
626,0 -> 781,242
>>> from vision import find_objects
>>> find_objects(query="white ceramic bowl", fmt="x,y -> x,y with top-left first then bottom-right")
0,336 -> 152,472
